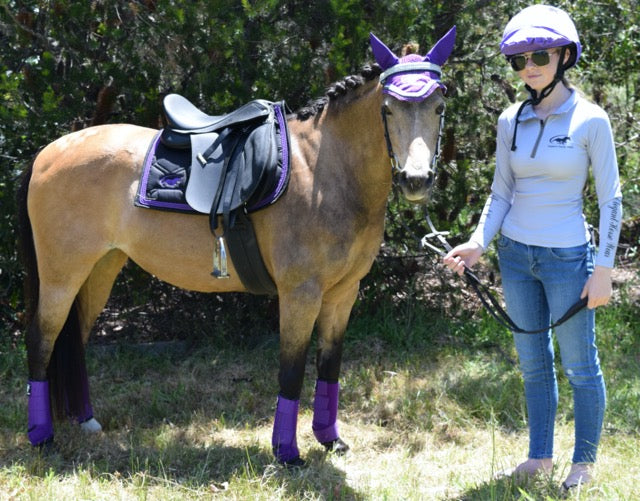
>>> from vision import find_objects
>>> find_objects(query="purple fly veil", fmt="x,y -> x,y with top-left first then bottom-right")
370,26 -> 456,102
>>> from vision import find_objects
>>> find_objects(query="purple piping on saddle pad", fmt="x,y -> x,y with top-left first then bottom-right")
248,103 -> 290,211
271,395 -> 300,463
312,380 -> 340,443
27,380 -> 54,446
137,131 -> 194,212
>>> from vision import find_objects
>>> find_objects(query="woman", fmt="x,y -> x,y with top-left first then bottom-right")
443,5 -> 622,491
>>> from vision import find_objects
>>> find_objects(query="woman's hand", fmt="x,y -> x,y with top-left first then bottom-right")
581,265 -> 613,309
443,241 -> 484,276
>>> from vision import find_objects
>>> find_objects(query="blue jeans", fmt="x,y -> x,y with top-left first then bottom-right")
497,235 -> 606,464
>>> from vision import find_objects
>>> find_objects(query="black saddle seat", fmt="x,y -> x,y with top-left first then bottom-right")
163,94 -> 272,133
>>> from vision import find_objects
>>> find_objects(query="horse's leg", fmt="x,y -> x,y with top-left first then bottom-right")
25,282 -> 85,446
272,288 -> 322,466
74,249 -> 129,433
25,244 -> 120,446
313,283 -> 359,455
77,249 -> 129,344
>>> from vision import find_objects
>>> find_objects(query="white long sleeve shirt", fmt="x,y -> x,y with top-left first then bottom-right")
471,90 -> 622,268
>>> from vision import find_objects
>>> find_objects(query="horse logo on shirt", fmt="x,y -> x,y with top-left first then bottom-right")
549,135 -> 573,147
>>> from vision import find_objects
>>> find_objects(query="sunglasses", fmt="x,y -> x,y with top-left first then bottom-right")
508,50 -> 557,71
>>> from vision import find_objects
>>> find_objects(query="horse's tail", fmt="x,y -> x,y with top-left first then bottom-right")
16,159 -> 38,325
16,157 -> 91,421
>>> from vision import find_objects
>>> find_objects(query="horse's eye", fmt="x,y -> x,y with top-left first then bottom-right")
382,103 -> 393,115
436,103 -> 445,116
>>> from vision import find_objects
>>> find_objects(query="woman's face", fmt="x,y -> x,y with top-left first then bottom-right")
511,49 -> 562,91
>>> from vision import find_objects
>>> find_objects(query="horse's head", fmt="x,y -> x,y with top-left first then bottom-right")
370,27 -> 456,203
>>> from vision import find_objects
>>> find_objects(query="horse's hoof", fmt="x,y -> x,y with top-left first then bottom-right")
322,438 -> 350,455
79,417 -> 102,433
35,437 -> 55,455
281,456 -> 306,469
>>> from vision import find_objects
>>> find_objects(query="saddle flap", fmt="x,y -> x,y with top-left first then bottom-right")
185,132 -> 223,213
184,112 -> 278,215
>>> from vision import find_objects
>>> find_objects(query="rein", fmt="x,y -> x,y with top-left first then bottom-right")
420,213 -> 588,334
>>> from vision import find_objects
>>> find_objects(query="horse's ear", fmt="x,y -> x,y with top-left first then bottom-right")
370,33 -> 399,70
425,26 -> 457,66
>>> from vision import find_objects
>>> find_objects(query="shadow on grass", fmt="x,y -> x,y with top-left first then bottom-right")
2,414 -> 363,499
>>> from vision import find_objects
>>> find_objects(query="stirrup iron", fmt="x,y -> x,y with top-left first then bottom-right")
211,236 -> 230,278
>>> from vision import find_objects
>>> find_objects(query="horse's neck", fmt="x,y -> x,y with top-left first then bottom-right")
322,84 -> 391,205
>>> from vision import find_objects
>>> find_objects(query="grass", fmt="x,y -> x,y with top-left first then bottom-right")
0,270 -> 638,500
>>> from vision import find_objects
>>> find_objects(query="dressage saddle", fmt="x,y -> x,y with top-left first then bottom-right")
160,94 -> 285,225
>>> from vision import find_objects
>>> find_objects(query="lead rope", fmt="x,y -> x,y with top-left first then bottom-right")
421,212 -> 587,334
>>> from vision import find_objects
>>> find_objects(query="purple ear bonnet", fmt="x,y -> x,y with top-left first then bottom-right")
500,5 -> 581,64
370,26 -> 456,102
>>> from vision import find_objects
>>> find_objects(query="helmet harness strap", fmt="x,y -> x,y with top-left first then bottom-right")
511,46 -> 568,151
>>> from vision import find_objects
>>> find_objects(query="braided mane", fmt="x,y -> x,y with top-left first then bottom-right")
295,63 -> 382,120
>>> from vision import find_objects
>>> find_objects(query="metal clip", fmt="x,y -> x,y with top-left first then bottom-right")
211,236 -> 230,278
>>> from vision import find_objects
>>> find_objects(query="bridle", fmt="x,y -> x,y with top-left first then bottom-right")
381,101 -> 445,177
379,62 -> 445,177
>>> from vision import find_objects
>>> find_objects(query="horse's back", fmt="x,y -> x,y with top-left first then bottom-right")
32,124 -> 153,184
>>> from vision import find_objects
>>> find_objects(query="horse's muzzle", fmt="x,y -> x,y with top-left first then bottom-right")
397,167 -> 434,203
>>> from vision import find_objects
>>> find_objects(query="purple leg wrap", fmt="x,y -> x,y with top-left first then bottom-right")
27,380 -> 54,446
271,395 -> 300,463
312,380 -> 339,443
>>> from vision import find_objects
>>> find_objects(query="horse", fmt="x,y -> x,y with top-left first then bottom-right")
16,28 -> 456,466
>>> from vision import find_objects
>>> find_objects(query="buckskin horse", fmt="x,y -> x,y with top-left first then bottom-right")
17,28 -> 455,466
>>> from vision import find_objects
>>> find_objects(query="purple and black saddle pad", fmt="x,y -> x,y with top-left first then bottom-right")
134,97 -> 291,295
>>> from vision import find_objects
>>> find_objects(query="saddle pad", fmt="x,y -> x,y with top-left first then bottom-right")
135,132 -> 196,213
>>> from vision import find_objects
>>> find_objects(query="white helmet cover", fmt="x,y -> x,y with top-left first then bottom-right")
500,4 -> 581,67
